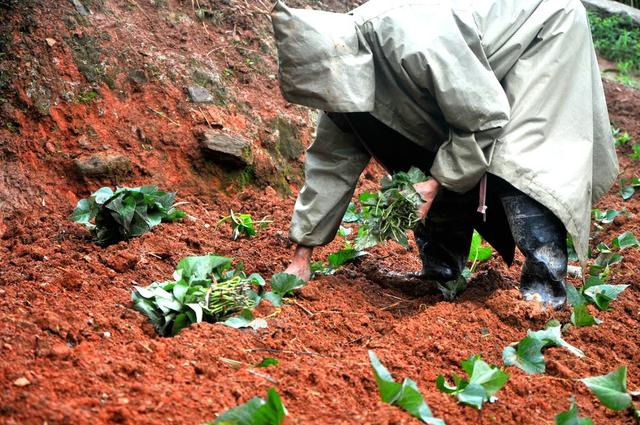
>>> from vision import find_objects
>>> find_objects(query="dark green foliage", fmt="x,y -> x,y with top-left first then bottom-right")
70,186 -> 186,246
132,255 -> 264,336
369,351 -> 445,425
589,12 -> 640,72
208,388 -> 287,425
354,167 -> 428,250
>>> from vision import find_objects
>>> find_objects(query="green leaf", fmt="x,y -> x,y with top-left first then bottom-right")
437,355 -> 508,409
468,231 -> 492,262
262,292 -> 283,307
571,304 -> 602,327
224,310 -> 268,331
593,208 -> 622,224
528,325 -> 585,358
270,273 -> 306,297
554,397 -> 594,425
327,247 -> 366,269
254,358 -> 279,368
583,284 -> 629,310
612,231 -> 640,250
177,255 -> 232,282
503,336 -> 547,374
620,185 -> 635,200
69,198 -> 97,224
566,284 -> 586,306
456,384 -> 487,410
369,351 -> 445,425
581,366 -> 632,411
165,208 -> 187,222
212,388 -> 287,425
92,187 -> 115,204
342,202 -> 361,223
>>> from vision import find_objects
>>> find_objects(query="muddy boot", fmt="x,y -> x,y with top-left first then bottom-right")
501,194 -> 568,309
414,189 -> 476,283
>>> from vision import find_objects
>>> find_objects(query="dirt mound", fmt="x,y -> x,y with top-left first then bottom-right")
0,1 -> 639,424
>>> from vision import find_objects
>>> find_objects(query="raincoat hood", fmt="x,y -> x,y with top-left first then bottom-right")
271,0 -> 375,112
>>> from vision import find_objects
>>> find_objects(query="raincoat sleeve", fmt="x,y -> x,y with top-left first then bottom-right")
289,112 -> 371,246
423,23 -> 511,193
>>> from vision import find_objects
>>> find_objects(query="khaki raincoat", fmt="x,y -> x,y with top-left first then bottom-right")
271,0 -> 619,264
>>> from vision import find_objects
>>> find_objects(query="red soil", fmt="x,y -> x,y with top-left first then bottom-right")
1,1 -> 640,424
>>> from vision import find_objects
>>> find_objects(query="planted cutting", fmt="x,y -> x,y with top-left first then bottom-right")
132,254 -> 264,336
207,387 -> 287,425
310,240 -> 366,277
353,167 -> 428,250
581,366 -> 635,412
436,355 -> 509,409
554,397 -> 593,425
503,324 -> 584,374
369,351 -> 445,425
619,176 -> 640,200
70,185 -> 186,246
218,210 -> 272,240
438,230 -> 492,300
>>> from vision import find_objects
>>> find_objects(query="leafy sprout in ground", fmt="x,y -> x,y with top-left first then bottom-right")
70,185 -> 187,246
502,324 -> 584,374
619,176 -> 640,200
613,128 -> 632,146
217,210 -> 272,240
353,167 -> 428,251
581,366 -> 635,412
630,143 -> 640,160
436,354 -> 509,409
554,397 -> 593,425
132,254 -> 264,336
254,358 -> 279,368
368,351 -> 445,425
310,240 -> 366,277
261,272 -> 307,307
592,208 -> 622,225
207,387 -> 287,425
438,231 -> 493,300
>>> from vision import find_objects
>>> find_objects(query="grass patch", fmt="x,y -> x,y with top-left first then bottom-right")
589,12 -> 640,73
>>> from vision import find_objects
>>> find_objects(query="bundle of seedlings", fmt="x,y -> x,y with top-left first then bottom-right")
354,167 -> 428,250
70,185 -> 186,245
132,255 -> 265,336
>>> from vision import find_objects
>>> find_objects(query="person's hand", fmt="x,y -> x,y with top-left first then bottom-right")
283,245 -> 314,282
414,178 -> 440,220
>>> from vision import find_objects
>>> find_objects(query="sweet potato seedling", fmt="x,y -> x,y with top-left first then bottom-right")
208,387 -> 287,425
554,397 -> 593,425
437,230 -> 492,300
436,355 -> 509,409
503,324 -> 584,374
70,185 -> 186,246
369,351 -> 445,425
218,210 -> 272,240
581,366 -> 634,412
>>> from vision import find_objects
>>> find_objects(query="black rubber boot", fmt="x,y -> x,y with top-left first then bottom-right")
414,189 -> 476,283
501,194 -> 568,309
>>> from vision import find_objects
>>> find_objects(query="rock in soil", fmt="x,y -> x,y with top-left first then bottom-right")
187,86 -> 215,104
197,130 -> 253,167
74,154 -> 132,178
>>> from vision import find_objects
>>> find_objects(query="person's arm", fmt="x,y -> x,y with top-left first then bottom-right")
286,112 -> 371,280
